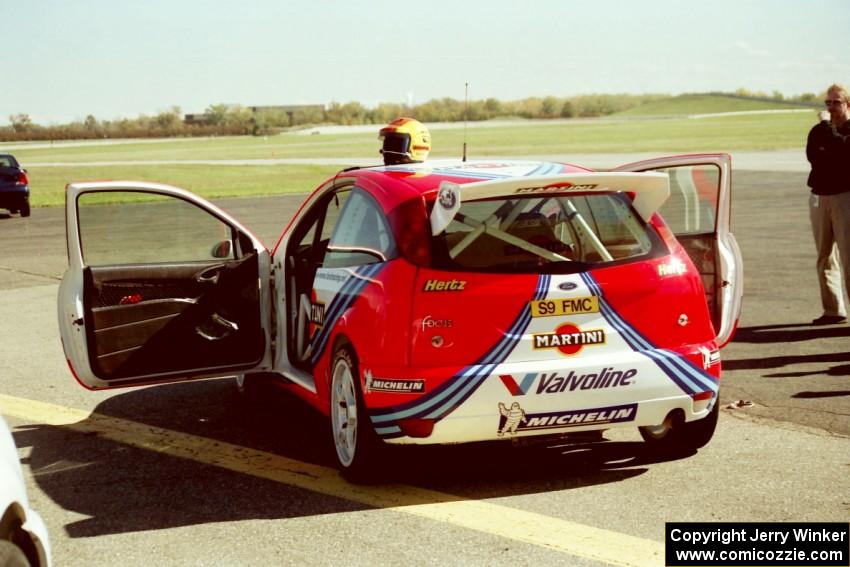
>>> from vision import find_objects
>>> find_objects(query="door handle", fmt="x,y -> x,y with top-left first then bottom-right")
211,313 -> 238,332
195,264 -> 226,285
196,270 -> 220,285
195,313 -> 239,341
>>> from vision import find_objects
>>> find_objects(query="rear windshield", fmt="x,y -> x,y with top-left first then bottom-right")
429,193 -> 664,273
0,155 -> 18,169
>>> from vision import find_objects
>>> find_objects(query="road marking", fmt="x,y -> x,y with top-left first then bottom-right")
1,393 -> 662,566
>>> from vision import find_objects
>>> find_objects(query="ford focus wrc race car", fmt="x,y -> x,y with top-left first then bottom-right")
57,155 -> 742,477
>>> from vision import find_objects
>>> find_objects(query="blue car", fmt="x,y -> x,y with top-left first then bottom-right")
0,154 -> 30,217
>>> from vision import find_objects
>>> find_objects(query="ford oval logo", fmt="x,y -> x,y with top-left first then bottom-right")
558,282 -> 578,291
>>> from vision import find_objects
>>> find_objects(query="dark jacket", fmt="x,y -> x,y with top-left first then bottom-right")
807,119 -> 850,195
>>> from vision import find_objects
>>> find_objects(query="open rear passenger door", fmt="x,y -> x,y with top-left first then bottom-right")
614,154 -> 743,346
58,182 -> 272,389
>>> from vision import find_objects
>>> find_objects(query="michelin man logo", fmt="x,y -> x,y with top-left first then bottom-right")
497,402 -> 527,437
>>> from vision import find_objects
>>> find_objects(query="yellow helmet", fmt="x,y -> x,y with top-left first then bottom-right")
379,117 -> 431,165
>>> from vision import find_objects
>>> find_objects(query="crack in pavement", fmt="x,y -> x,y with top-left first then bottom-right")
0,265 -> 61,281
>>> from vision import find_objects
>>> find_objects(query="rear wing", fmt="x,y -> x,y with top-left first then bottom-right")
430,172 -> 670,235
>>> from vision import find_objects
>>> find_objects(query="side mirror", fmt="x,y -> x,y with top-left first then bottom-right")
210,240 -> 233,259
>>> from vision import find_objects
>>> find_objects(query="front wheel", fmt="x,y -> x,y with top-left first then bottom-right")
639,401 -> 719,454
329,346 -> 381,480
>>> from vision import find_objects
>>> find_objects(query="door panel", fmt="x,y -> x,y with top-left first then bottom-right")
676,234 -> 720,334
84,255 -> 264,380
614,154 -> 742,346
59,182 -> 272,389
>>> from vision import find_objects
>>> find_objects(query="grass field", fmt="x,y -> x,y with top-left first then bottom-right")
9,108 -> 818,207
614,94 -> 810,116
27,164 -> 342,207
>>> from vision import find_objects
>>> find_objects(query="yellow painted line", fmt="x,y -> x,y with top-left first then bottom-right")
1,393 -> 662,566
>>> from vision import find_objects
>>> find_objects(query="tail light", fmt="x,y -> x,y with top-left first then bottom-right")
16,171 -> 28,186
387,196 -> 431,266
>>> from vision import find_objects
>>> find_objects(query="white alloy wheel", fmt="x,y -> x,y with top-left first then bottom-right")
331,354 -> 359,468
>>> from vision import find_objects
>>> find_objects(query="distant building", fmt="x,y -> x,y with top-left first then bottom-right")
183,113 -> 210,125
249,105 -> 326,125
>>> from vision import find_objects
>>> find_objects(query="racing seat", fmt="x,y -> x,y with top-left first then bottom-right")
445,212 -> 572,267
502,212 -> 572,260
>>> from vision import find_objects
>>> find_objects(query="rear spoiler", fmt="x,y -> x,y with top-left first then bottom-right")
430,172 -> 670,235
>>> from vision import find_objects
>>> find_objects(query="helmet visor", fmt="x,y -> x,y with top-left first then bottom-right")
382,133 -> 411,156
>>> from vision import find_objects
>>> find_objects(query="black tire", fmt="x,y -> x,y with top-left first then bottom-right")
19,202 -> 30,218
683,399 -> 719,449
0,540 -> 29,567
639,401 -> 719,454
329,346 -> 382,481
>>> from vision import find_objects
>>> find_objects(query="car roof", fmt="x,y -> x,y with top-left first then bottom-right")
342,159 -> 592,210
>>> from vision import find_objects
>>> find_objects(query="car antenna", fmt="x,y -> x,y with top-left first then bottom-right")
462,82 -> 469,162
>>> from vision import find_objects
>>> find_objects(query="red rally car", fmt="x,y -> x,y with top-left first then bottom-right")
57,156 -> 742,477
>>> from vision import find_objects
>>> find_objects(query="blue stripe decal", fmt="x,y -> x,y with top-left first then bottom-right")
310,264 -> 384,365
375,166 -> 507,180
591,296 -> 709,395
524,162 -> 562,177
375,425 -> 402,436
600,298 -> 719,392
370,274 -> 550,433
580,271 -> 714,392
374,162 -> 569,181
579,272 -> 718,396
310,272 -> 364,362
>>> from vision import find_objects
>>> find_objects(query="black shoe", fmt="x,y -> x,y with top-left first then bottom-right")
811,315 -> 847,325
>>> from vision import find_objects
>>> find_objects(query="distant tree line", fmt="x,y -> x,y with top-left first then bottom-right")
1,90 -> 822,142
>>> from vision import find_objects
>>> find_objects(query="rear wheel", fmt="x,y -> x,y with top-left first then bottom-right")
329,346 -> 381,480
19,202 -> 30,218
639,401 -> 719,454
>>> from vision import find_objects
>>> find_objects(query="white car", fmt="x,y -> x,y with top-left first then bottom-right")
0,415 -> 50,567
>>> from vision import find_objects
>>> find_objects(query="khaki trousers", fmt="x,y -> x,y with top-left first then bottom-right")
809,191 -> 850,317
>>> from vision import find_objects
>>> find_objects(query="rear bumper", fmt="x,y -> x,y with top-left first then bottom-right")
0,185 -> 29,210
365,346 -> 719,444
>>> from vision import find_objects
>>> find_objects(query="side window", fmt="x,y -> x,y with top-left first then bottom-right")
323,189 -> 396,268
656,164 -> 720,235
318,190 -> 351,247
77,193 -> 234,266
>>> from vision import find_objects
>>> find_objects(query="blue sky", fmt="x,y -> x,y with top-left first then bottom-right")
3,0 -> 849,125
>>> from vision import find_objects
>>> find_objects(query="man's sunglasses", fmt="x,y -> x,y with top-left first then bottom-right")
824,99 -> 845,106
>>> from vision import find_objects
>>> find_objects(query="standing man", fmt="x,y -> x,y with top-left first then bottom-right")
806,84 -> 850,325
